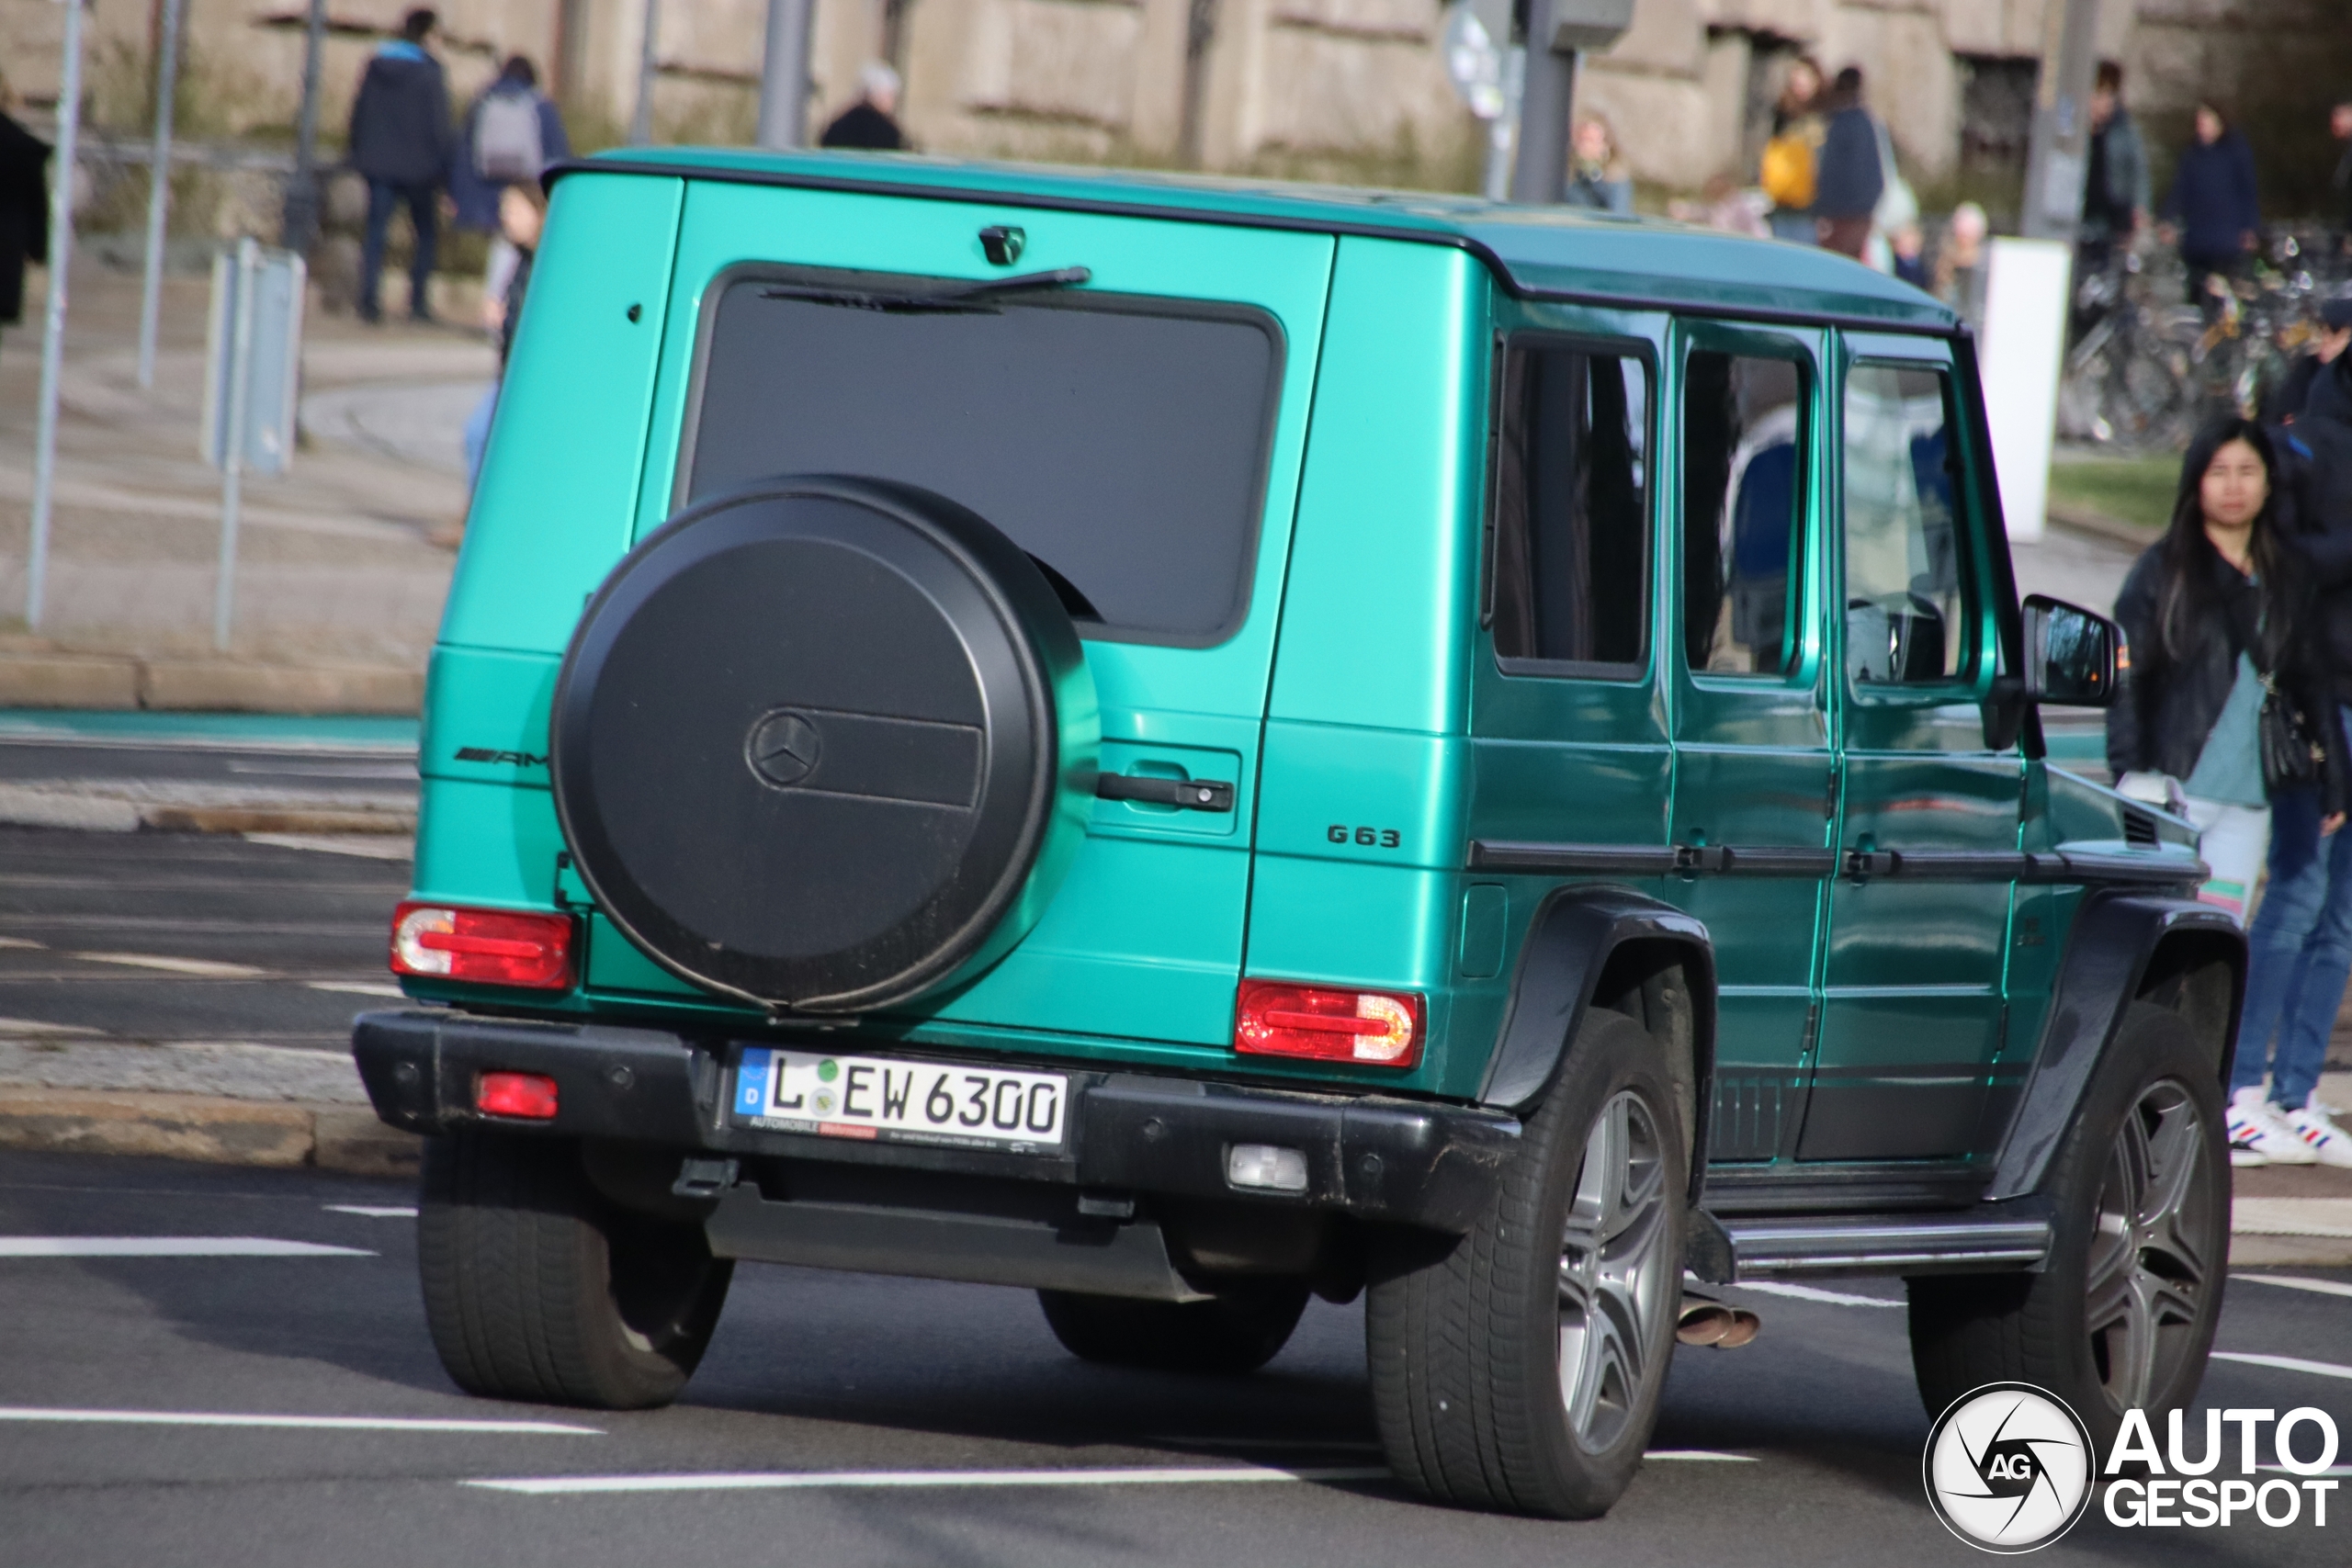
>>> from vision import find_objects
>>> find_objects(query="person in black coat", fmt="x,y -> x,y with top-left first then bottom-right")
820,64 -> 906,152
2160,100 -> 2260,312
349,9 -> 455,322
2107,418 -> 2347,927
0,73 -> 51,346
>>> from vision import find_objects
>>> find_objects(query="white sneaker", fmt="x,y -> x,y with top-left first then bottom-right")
2231,1088 -> 2319,1167
2285,1102 -> 2352,1168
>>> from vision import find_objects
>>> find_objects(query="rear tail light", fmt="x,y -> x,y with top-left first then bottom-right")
1235,979 -> 1424,1067
476,1071 -> 559,1120
390,902 -> 575,990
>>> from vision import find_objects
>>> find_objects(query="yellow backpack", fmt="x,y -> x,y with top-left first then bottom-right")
1760,131 -> 1817,211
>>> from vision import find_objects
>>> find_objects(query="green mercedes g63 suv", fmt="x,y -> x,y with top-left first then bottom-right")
355,148 -> 2233,1519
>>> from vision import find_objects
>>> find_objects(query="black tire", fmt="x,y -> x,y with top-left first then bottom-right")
418,1127 -> 734,1410
1037,1281 -> 1308,1375
551,474 -> 1097,1012
1367,1009 -> 1688,1518
1908,1002 -> 2228,1456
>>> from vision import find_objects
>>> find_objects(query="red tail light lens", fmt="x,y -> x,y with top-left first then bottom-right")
390,902 -> 575,990
1235,979 -> 1424,1067
476,1071 -> 559,1120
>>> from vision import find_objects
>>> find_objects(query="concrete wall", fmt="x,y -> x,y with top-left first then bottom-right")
0,0 -> 2267,198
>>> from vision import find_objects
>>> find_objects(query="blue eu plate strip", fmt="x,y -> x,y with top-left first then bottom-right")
734,1049 -> 772,1117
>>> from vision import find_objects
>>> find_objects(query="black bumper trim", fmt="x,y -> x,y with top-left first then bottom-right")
353,1010 -> 1521,1235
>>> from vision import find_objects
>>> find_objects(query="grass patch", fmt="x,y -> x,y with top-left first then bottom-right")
2046,452 -> 2180,532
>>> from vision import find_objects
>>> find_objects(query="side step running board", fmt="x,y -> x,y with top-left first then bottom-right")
1699,1205 -> 2052,1281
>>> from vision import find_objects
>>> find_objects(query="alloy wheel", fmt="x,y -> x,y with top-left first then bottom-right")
1557,1089 -> 1674,1451
2085,1078 -> 2215,1412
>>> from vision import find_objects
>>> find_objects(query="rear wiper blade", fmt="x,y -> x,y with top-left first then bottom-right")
762,266 -> 1091,313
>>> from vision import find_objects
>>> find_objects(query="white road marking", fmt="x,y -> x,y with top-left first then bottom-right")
468,1465 -> 1390,1495
0,937 -> 47,949
0,1407 -> 597,1434
1728,1281 -> 1903,1309
323,1205 -> 417,1218
1149,1436 -> 1382,1450
71,953 -> 268,979
2211,1351 -> 2352,1382
1645,1451 -> 1758,1462
2234,1272 -> 2352,1300
244,832 -> 413,863
0,1015 -> 100,1035
305,980 -> 406,998
0,1236 -> 372,1257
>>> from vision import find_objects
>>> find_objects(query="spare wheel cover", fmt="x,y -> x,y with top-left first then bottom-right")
550,475 -> 1096,1011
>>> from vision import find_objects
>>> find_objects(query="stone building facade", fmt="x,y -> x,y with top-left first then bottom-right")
0,0 -> 2272,194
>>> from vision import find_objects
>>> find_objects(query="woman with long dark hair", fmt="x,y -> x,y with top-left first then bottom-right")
2108,418 -> 2347,1163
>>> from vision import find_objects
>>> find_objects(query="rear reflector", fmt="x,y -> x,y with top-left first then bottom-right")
1234,979 -> 1423,1067
476,1071 -> 559,1120
390,902 -> 575,991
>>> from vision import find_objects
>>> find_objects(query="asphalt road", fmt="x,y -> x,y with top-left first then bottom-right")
0,825 -> 2346,1564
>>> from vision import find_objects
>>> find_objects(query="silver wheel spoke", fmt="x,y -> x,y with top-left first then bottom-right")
1558,1088 -> 1671,1452
2086,1077 -> 2215,1412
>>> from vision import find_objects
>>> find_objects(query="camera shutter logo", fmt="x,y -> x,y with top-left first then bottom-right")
1923,1383 -> 2096,1552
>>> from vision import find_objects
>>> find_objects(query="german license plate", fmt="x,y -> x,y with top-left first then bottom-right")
731,1047 -> 1069,1153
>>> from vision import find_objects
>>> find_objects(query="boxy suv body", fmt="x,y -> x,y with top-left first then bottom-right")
356,150 -> 2239,1517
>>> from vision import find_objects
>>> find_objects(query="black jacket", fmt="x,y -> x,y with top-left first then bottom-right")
347,45 -> 453,186
820,103 -> 904,151
2107,541 -> 2347,809
1813,103 -> 1884,220
0,111 -> 50,325
2160,130 -> 2260,267
2290,371 -> 2352,705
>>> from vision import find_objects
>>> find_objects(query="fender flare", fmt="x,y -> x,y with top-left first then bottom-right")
1476,884 -> 1718,1190
1983,889 -> 2245,1201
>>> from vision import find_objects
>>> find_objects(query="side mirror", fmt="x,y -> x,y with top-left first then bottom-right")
2022,593 -> 2121,706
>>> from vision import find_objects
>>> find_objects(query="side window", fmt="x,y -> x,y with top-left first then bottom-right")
1841,363 -> 1969,685
1681,350 -> 1808,676
1490,342 -> 1650,671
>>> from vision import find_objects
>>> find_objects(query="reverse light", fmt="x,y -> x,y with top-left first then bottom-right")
390,902 -> 575,990
1234,979 -> 1424,1067
476,1071 -> 559,1120
1227,1144 -> 1310,1192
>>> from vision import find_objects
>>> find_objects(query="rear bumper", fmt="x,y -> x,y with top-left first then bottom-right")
352,1009 -> 1520,1235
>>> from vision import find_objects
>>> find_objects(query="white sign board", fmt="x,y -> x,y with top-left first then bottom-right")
1980,237 -> 2072,547
202,242 -> 305,476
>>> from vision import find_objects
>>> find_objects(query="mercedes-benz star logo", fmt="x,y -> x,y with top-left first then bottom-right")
1923,1382 -> 2096,1553
746,710 -> 822,789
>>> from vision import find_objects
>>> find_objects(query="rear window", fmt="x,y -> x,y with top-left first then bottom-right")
677,266 -> 1283,646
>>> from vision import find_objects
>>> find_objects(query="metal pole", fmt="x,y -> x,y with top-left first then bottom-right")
1486,46 -> 1522,202
136,0 -> 187,389
281,0 -> 328,252
214,239 -> 257,653
755,0 -> 817,150
27,0 -> 90,632
2020,0 -> 2103,243
629,0 -> 661,147
1508,0 -> 1573,204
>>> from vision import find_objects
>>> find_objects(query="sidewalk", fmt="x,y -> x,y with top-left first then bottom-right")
0,252 -> 494,709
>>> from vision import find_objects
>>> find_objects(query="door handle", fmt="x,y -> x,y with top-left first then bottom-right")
1096,773 -> 1235,813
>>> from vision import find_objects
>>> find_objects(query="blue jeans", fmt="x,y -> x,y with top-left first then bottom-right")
359,179 -> 438,321
2236,771 -> 2352,1110
462,381 -> 499,490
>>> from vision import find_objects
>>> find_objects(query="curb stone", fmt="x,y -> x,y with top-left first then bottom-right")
0,654 -> 421,716
0,1089 -> 420,1179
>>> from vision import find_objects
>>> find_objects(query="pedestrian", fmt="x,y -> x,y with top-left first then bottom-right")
2080,61 -> 2151,278
1559,113 -> 1633,213
2331,96 -> 2352,258
448,55 -> 570,235
0,70 -> 49,359
455,182 -> 546,535
2234,378 -> 2352,1166
2109,418 -> 2346,946
2159,98 -> 2260,313
1759,56 -> 1824,244
348,8 -> 454,323
1810,67 -> 1883,261
1932,201 -> 1989,329
820,63 -> 906,151
1888,221 -> 1928,289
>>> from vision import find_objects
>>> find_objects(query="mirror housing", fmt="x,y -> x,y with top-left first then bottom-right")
2022,593 -> 2121,707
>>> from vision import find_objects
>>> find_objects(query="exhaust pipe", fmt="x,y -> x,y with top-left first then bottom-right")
1677,1293 -> 1761,1348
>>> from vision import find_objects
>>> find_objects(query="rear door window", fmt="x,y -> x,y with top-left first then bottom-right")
678,268 -> 1283,647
